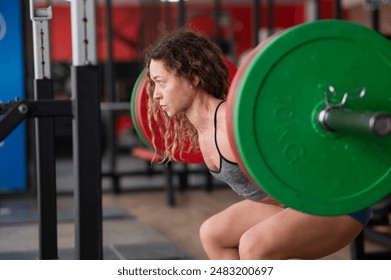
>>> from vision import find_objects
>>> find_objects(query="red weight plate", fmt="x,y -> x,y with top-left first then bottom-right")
133,58 -> 237,163
226,36 -> 278,183
130,69 -> 152,149
134,72 -> 204,163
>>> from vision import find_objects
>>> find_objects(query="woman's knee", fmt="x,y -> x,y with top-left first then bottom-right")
199,216 -> 221,246
239,230 -> 278,260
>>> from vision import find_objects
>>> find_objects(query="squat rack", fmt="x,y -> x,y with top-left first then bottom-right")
0,0 -> 102,259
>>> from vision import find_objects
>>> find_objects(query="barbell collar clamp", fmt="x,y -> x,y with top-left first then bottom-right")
318,107 -> 391,137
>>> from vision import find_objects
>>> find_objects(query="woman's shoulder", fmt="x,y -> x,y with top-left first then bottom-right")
216,99 -> 227,113
217,100 -> 228,122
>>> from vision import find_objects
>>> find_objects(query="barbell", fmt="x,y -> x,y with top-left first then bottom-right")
130,20 -> 391,216
130,57 -> 238,164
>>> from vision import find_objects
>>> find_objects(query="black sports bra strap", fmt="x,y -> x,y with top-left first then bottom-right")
214,100 -> 226,157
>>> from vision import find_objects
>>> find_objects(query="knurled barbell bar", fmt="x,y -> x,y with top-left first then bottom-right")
131,20 -> 391,216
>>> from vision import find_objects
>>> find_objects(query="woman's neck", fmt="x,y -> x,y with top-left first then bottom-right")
184,93 -> 222,133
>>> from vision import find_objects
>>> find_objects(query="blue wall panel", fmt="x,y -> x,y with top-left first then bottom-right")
0,0 -> 27,192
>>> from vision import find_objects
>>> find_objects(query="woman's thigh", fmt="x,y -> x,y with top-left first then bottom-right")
201,198 -> 284,248
240,208 -> 364,259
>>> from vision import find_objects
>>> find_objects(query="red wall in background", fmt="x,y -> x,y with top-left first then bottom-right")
47,1 -> 338,63
186,4 -> 306,55
50,6 -> 72,62
51,5 -> 142,62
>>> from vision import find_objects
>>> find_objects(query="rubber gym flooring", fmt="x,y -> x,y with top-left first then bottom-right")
1,148 -> 390,260
0,200 -> 191,260
0,152 -> 206,260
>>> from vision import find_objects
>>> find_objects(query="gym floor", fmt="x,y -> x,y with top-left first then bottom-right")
1,149 -> 390,260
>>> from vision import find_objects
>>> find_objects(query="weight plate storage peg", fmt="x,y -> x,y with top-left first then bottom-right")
228,20 -> 391,216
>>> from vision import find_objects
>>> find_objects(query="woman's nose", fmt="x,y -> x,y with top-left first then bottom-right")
153,87 -> 161,100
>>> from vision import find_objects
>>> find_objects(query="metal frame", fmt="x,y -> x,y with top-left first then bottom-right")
70,0 -> 97,66
252,0 -> 260,47
334,0 -> 341,19
70,0 -> 102,259
351,230 -> 391,260
29,0 -> 58,259
1,0 -> 103,260
34,79 -> 58,259
178,0 -> 186,27
72,65 -> 102,259
29,3 -> 51,79
103,0 -> 119,193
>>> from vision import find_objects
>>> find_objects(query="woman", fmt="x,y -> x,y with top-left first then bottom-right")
144,28 -> 370,260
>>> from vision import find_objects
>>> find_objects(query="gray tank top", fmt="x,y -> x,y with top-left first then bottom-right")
208,101 -> 268,201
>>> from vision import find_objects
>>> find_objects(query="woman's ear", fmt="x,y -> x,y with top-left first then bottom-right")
191,75 -> 200,88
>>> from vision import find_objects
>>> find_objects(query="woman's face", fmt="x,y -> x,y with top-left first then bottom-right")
149,59 -> 196,117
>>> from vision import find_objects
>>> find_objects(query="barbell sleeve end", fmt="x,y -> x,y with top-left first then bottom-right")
318,108 -> 335,132
318,107 -> 391,137
370,113 -> 391,136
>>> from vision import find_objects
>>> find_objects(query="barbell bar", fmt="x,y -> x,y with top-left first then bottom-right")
130,20 -> 391,216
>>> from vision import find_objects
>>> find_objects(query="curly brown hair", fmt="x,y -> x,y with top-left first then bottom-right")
144,28 -> 230,162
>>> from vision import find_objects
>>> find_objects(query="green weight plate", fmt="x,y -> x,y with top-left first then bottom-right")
233,20 -> 391,216
130,70 -> 151,149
